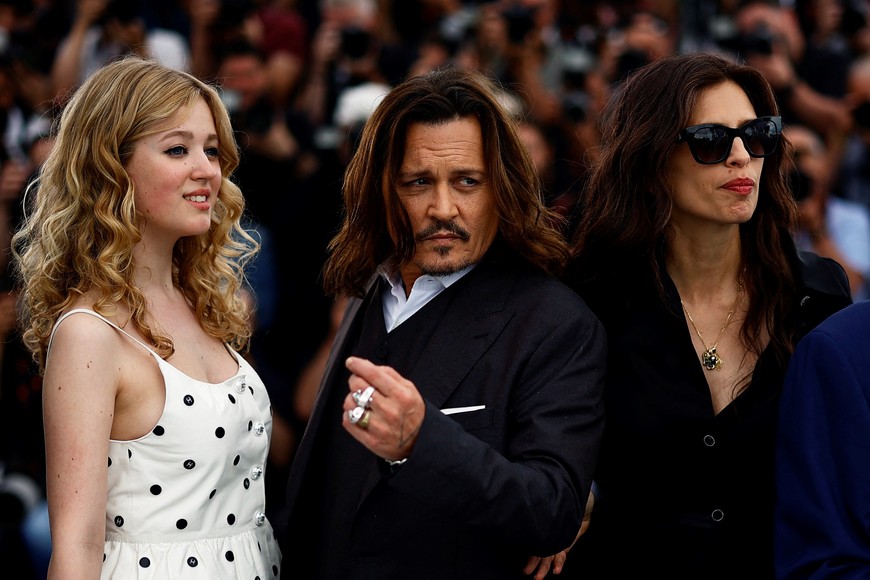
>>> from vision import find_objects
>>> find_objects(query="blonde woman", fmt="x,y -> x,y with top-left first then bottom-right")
13,57 -> 281,579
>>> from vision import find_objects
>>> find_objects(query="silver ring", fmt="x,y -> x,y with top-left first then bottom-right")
352,389 -> 363,405
356,386 -> 376,409
348,406 -> 366,424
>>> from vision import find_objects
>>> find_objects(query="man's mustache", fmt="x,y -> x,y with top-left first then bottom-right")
415,220 -> 471,242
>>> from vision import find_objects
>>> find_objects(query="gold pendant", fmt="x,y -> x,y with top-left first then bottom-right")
702,346 -> 722,371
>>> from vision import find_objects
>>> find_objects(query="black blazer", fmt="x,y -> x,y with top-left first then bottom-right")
283,251 -> 606,579
567,250 -> 852,579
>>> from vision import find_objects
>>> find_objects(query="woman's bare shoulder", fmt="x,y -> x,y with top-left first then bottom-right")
47,307 -> 129,367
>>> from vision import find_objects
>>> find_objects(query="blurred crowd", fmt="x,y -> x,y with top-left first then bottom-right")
1,0 -> 870,577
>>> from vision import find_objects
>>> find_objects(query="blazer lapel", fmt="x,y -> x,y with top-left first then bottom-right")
285,278 -> 377,510
408,259 -> 517,408
305,286 -> 369,433
354,264 -> 517,507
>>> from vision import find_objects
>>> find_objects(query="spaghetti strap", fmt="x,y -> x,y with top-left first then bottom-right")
48,308 -> 159,359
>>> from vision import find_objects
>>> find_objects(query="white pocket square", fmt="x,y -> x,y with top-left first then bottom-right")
441,405 -> 486,415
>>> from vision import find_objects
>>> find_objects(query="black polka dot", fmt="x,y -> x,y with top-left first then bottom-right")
215,427 -> 225,438
249,386 -> 254,395
187,556 -> 198,567
107,457 -> 112,467
225,550 -> 234,562
127,449 -> 132,459
183,394 -> 195,406
233,455 -> 240,466
153,425 -> 165,436
243,478 -> 250,489
248,420 -> 253,431
139,557 -> 150,568
184,459 -> 196,470
209,489 -> 216,500
114,515 -> 124,527
150,485 -> 162,495
103,553 -> 106,562
227,513 -> 235,525
257,541 -> 261,551
176,519 -> 187,530
256,577 -> 260,580
273,565 -> 278,576
228,394 -> 236,404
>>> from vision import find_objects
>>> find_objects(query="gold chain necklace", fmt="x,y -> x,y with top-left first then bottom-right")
680,284 -> 743,371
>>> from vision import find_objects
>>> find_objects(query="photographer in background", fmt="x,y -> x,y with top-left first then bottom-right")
185,0 -> 308,106
722,0 -> 852,137
50,0 -> 189,101
788,123 -> 870,299
217,39 -> 319,223
839,58 -> 870,208
294,0 -> 382,130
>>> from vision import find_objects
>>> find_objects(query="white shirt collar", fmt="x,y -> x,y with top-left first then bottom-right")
378,263 -> 476,332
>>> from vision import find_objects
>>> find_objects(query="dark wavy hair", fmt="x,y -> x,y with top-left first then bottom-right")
570,51 -> 800,367
323,66 -> 569,297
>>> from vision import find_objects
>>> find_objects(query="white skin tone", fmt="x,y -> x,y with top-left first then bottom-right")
43,97 -> 239,580
341,117 -> 498,461
668,81 -> 763,231
344,117 -> 582,575
527,81 -> 767,578
667,80 -> 765,415
395,117 -> 499,291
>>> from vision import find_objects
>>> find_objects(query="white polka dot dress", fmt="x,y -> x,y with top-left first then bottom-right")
50,310 -> 282,579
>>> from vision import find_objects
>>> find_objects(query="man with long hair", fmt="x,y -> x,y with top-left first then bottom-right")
282,66 -> 605,579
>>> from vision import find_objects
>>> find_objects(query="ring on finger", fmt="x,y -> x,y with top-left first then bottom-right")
356,385 -> 376,409
348,406 -> 366,424
357,409 -> 372,429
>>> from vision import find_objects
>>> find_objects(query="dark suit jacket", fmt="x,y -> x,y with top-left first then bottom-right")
283,250 -> 606,579
776,299 -> 870,579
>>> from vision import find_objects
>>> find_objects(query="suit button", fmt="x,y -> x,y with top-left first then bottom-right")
375,343 -> 389,359
711,509 -> 724,522
703,434 -> 715,447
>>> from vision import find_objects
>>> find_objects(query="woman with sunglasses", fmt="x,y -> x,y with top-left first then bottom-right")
559,52 -> 852,578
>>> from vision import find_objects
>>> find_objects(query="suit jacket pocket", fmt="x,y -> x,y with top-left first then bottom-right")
443,406 -> 493,432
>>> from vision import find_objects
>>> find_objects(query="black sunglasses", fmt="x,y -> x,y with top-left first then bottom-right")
677,116 -> 782,165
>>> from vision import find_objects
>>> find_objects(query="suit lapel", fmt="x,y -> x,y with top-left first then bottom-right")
299,259 -> 521,516
408,259 -> 517,409
285,279 -> 377,511
353,265 -> 517,508
305,287 -> 368,433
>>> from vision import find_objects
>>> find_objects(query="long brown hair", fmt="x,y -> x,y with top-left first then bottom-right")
571,52 -> 800,365
323,66 -> 569,297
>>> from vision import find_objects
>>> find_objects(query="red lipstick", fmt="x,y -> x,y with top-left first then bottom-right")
722,177 -> 755,195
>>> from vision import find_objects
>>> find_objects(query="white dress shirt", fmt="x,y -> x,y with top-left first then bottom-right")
379,264 -> 476,332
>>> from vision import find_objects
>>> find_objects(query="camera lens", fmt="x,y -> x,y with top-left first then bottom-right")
341,27 -> 372,60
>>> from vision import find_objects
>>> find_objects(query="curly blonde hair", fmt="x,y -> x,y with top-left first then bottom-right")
13,57 -> 258,372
